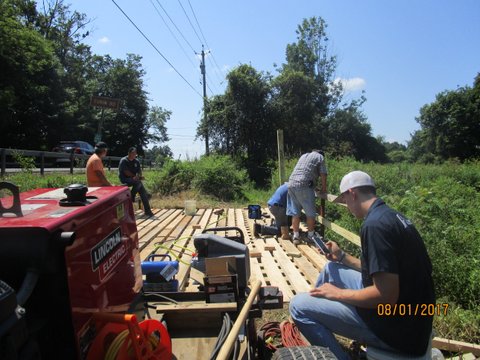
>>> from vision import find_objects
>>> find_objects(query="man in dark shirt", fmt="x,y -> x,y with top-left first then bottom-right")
289,171 -> 435,359
118,147 -> 153,217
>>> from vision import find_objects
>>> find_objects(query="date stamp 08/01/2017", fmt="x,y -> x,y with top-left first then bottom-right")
377,303 -> 449,317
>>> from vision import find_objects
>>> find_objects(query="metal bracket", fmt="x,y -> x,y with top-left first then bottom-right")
0,181 -> 23,217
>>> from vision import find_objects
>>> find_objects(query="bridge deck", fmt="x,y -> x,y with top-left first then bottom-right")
136,207 -> 327,302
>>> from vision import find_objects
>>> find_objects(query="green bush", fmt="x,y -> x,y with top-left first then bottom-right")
149,159 -> 195,195
149,155 -> 250,201
192,155 -> 250,201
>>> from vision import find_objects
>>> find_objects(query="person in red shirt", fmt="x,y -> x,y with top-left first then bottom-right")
86,142 -> 112,187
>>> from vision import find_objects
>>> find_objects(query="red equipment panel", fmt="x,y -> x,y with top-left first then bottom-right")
0,186 -> 142,359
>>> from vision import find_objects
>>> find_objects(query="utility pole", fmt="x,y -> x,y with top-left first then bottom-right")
200,46 -> 209,156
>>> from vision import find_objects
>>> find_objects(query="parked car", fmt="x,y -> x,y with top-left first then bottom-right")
52,141 -> 94,167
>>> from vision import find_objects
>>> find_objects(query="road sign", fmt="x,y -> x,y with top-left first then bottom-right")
90,96 -> 122,110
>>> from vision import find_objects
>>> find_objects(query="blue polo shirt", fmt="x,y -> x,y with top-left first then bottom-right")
267,183 -> 288,207
356,198 -> 435,356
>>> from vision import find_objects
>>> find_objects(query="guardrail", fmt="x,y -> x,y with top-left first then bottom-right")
0,148 -> 152,177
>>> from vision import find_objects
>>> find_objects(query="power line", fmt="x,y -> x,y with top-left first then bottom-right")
148,0 -> 197,70
177,0 -> 203,46
154,0 -> 196,53
186,0 -> 208,46
207,55 -> 225,89
111,0 -> 202,98
167,134 -> 196,138
185,0 -> 225,89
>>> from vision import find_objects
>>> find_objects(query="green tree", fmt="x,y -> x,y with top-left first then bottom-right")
271,69 -> 319,153
35,0 -> 95,147
201,64 -> 275,184
272,17 -> 343,154
0,0 -> 62,149
274,16 -> 384,161
145,145 -> 172,167
199,16 -> 387,184
147,106 -> 171,146
410,74 -> 480,162
89,54 -> 150,155
325,103 -> 387,162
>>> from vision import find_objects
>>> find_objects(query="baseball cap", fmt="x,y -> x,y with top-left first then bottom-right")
333,171 -> 375,203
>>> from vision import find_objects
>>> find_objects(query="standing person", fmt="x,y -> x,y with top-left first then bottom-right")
86,142 -> 112,187
289,171 -> 435,359
287,150 -> 327,245
119,147 -> 154,217
254,183 -> 291,239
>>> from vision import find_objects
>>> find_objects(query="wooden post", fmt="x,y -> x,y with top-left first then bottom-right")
216,280 -> 261,360
277,130 -> 286,184
40,152 -> 45,176
69,151 -> 74,175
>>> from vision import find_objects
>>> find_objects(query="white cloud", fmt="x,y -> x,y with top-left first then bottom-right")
334,77 -> 366,92
98,36 -> 110,44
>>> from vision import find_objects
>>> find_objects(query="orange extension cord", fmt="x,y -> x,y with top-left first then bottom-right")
259,321 -> 308,352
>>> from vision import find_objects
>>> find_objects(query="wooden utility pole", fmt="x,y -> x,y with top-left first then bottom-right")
200,46 -> 209,156
277,130 -> 286,184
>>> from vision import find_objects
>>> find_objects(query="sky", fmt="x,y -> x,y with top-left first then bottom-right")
66,0 -> 480,159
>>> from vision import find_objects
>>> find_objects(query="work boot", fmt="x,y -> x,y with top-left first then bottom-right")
281,226 -> 291,240
253,223 -> 262,237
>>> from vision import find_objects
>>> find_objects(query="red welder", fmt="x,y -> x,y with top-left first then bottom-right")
0,182 -> 170,360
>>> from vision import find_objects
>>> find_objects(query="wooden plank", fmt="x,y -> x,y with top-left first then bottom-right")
259,252 -> 294,301
226,208 -> 237,237
156,302 -> 237,313
136,209 -> 167,228
446,353 -> 476,360
140,209 -> 185,257
265,238 -> 310,294
234,209 -> 267,286
278,239 -> 320,286
297,243 -> 329,271
317,215 -> 361,246
247,237 -> 269,286
138,209 -> 180,252
432,337 -> 480,356
178,209 -> 214,290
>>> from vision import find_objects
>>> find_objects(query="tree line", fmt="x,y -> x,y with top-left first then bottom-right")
195,17 -> 480,183
0,0 -> 171,158
1,1 -> 478,185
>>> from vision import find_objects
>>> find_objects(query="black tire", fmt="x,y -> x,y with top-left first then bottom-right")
272,346 -> 337,360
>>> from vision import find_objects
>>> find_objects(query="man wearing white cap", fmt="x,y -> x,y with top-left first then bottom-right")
289,171 -> 435,359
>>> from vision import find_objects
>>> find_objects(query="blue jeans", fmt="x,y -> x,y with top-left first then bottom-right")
124,179 -> 152,214
289,262 -> 395,360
